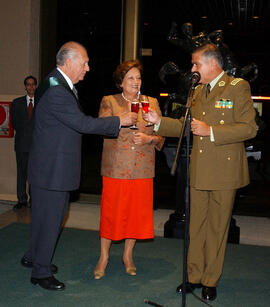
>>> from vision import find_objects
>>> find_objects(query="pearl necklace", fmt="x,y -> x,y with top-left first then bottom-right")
121,92 -> 139,103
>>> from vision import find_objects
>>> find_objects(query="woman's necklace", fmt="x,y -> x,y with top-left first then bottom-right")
121,92 -> 139,102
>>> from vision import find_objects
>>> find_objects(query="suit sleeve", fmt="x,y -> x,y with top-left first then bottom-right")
212,80 -> 257,145
46,86 -> 120,137
157,116 -> 184,137
151,97 -> 165,151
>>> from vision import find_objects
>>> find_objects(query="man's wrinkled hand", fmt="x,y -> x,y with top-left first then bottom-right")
191,118 -> 210,136
142,108 -> 161,125
119,112 -> 138,127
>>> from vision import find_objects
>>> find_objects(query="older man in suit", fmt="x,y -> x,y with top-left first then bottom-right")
11,76 -> 37,209
21,41 -> 137,291
144,43 -> 257,301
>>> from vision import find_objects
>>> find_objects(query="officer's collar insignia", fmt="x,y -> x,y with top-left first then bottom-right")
218,81 -> 225,87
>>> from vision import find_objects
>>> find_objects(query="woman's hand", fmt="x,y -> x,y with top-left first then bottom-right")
133,132 -> 152,145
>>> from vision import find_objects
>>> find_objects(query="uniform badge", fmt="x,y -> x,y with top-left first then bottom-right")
215,99 -> 233,109
230,78 -> 243,86
218,81 -> 225,87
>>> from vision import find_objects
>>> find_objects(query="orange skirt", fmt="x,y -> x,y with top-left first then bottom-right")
100,176 -> 154,241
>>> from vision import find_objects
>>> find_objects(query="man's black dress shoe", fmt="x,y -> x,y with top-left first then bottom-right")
202,286 -> 217,301
13,202 -> 27,210
21,257 -> 58,274
31,276 -> 65,291
176,282 -> 202,294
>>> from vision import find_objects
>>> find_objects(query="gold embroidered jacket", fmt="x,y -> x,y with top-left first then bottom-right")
99,94 -> 165,179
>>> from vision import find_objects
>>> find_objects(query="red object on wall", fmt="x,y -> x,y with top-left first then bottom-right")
0,102 -> 14,138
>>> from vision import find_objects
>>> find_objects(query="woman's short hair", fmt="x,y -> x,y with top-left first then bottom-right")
113,60 -> 142,91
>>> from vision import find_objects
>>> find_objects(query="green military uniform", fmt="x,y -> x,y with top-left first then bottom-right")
158,72 -> 257,286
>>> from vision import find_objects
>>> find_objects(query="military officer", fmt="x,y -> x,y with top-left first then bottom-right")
143,43 -> 257,301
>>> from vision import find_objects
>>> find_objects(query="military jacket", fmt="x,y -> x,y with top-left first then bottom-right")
158,73 -> 257,190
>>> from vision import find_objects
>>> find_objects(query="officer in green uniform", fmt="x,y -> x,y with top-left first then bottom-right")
143,43 -> 257,301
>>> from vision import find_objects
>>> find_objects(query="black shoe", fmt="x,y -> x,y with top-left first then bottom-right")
21,257 -> 58,274
202,286 -> 217,301
176,282 -> 202,294
31,276 -> 65,291
13,202 -> 27,210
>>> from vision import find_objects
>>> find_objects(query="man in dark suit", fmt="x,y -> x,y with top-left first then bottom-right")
21,41 -> 137,291
11,76 -> 37,210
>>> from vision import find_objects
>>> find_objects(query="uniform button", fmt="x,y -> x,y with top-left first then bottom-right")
220,120 -> 224,125
200,137 -> 203,140
227,156 -> 231,160
199,149 -> 203,153
202,112 -> 206,115
131,146 -> 135,150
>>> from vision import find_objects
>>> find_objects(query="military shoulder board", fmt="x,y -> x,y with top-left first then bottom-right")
230,78 -> 243,86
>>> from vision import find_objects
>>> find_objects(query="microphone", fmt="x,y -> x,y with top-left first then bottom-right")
190,71 -> 201,85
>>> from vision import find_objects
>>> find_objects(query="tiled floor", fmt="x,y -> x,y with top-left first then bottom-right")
1,193 -> 270,247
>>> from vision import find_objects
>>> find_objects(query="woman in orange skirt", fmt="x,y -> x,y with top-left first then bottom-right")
93,60 -> 164,279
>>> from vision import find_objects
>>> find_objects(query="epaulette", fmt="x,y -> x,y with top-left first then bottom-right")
230,78 -> 243,86
194,84 -> 202,91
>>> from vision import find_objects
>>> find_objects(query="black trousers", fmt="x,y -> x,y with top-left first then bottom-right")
25,185 -> 70,278
15,151 -> 29,203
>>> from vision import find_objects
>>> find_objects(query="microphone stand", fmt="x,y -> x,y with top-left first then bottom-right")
145,80 -> 199,307
171,83 -> 196,307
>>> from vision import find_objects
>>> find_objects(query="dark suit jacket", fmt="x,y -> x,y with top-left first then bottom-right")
11,96 -> 34,152
28,68 -> 120,191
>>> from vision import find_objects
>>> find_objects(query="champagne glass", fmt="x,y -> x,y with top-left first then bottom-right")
130,100 -> 139,129
141,95 -> 153,127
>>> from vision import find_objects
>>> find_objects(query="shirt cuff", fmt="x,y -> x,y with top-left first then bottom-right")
154,120 -> 161,132
210,126 -> 215,142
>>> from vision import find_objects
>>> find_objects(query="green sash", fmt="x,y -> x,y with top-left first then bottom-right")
34,77 -> 75,104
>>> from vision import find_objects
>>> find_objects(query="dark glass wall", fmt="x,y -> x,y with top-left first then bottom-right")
40,0 -> 270,212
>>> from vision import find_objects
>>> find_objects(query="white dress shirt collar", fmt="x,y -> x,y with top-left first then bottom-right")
26,95 -> 34,107
209,70 -> 225,91
57,67 -> 73,90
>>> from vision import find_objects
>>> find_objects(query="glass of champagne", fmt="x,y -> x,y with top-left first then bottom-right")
130,100 -> 139,129
141,95 -> 153,127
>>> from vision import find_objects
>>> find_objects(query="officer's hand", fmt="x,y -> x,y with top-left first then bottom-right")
142,108 -> 161,125
191,118 -> 210,136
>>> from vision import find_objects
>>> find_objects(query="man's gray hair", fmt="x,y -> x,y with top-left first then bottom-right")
193,43 -> 223,68
56,44 -> 80,66
56,42 -> 84,66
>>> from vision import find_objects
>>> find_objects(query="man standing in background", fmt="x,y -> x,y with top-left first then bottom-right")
11,76 -> 37,210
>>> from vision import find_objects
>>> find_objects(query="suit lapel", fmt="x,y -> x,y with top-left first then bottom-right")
52,69 -> 83,111
22,96 -> 29,120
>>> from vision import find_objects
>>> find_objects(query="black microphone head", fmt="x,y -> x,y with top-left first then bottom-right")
190,71 -> 201,84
